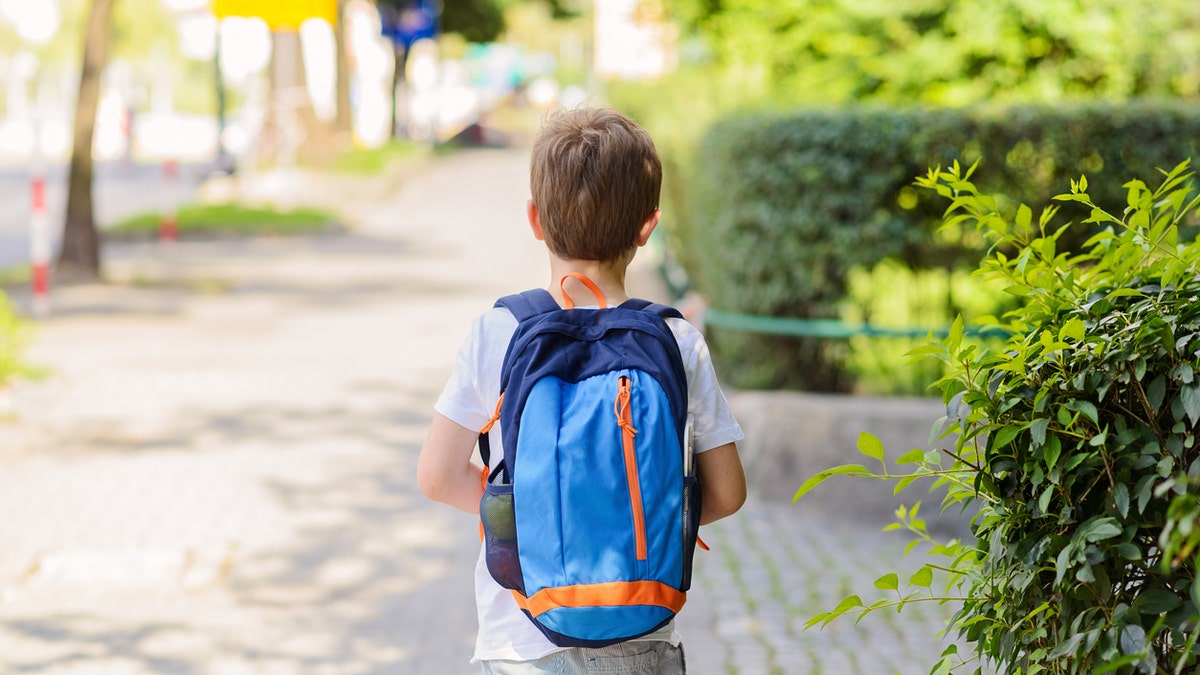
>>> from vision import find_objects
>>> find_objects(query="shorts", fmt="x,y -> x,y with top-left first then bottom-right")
480,641 -> 686,674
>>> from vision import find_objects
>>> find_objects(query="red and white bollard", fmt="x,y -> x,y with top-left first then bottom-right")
29,169 -> 50,318
159,158 -> 179,244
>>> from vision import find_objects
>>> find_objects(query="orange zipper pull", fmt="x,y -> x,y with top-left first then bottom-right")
614,377 -> 637,436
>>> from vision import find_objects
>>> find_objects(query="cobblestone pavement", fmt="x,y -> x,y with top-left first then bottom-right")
0,149 -> 973,674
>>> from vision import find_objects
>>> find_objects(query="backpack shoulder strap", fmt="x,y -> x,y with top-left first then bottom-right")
619,297 -> 685,321
495,289 -> 561,322
481,289 -> 559,480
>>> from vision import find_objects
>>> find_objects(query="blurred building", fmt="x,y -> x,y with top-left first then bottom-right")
593,0 -> 676,81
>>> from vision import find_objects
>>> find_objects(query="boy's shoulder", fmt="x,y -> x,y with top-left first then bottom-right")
471,305 -> 520,339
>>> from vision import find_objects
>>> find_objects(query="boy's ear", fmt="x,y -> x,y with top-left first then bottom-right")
527,200 -> 545,241
635,209 -> 661,247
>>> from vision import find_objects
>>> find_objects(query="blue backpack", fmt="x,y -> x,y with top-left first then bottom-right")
477,274 -> 702,648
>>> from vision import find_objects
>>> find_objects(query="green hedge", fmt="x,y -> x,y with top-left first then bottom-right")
685,101 -> 1200,391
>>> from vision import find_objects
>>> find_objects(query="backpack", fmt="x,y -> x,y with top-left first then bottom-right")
477,273 -> 703,648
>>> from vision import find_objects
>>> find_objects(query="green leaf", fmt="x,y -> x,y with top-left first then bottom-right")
1057,405 -> 1072,426
1048,631 -> 1086,659
1079,517 -> 1123,543
1030,418 -> 1050,447
1147,375 -> 1167,411
894,475 -> 921,495
803,613 -> 830,630
1181,383 -> 1200,427
1119,623 -> 1147,656
857,432 -> 886,465
1133,589 -> 1182,614
1018,601 -> 1054,626
793,464 -> 872,502
1038,485 -> 1054,514
1113,483 -> 1130,518
1065,400 -> 1099,426
1174,363 -> 1195,385
1136,475 -> 1156,514
1114,543 -> 1141,560
1015,203 -> 1032,230
874,573 -> 899,592
910,566 -> 934,588
945,316 -> 964,352
991,425 -> 1022,451
1044,435 -> 1062,470
895,448 -> 926,465
1059,317 -> 1086,342
832,595 -> 863,613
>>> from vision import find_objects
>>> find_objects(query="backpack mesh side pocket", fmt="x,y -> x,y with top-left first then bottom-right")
480,481 -> 524,594
680,473 -> 702,591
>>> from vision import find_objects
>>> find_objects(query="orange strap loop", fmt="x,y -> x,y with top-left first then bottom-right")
479,393 -> 504,435
511,581 -> 686,619
613,378 -> 637,437
560,273 -> 607,309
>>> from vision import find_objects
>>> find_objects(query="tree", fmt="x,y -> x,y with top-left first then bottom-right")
58,0 -> 117,280
440,0 -> 503,43
658,0 -> 1200,108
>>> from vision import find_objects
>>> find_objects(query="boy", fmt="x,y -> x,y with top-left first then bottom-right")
418,107 -> 747,673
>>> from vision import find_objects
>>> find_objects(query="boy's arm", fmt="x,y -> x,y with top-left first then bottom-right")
418,413 -> 486,514
696,442 -> 747,525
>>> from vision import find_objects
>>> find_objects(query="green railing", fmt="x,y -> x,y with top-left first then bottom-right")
703,308 -> 1009,340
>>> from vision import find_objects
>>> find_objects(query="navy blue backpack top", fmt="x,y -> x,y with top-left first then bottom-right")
477,273 -> 703,648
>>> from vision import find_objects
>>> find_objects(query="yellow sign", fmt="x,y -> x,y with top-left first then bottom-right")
212,0 -> 337,31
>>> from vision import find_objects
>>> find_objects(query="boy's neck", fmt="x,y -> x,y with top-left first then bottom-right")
547,255 -> 632,307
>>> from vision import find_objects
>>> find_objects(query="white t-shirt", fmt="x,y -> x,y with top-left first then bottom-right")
434,305 -> 745,663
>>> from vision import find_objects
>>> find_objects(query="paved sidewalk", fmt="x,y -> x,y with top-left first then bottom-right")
0,149 -> 968,674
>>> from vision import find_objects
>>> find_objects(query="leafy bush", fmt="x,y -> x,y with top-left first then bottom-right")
686,103 -> 1200,391
798,161 -> 1200,674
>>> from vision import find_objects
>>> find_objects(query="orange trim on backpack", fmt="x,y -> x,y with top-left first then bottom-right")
615,376 -> 647,561
479,393 -> 504,434
511,581 -> 686,618
697,535 -> 710,551
560,273 -> 607,309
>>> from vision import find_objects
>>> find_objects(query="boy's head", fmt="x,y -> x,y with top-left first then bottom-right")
529,108 -> 662,263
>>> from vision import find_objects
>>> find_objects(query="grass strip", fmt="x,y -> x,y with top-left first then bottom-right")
106,203 -> 337,240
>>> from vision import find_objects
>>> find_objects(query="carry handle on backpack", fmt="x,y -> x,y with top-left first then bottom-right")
559,273 -> 607,308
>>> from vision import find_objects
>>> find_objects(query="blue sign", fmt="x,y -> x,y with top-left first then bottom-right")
380,0 -> 438,48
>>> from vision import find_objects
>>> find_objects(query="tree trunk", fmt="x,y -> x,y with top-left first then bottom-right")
391,44 -> 407,138
59,0 -> 116,281
333,0 -> 353,136
258,30 -> 338,167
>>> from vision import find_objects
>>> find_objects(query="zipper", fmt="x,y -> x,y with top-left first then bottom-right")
615,376 -> 648,561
